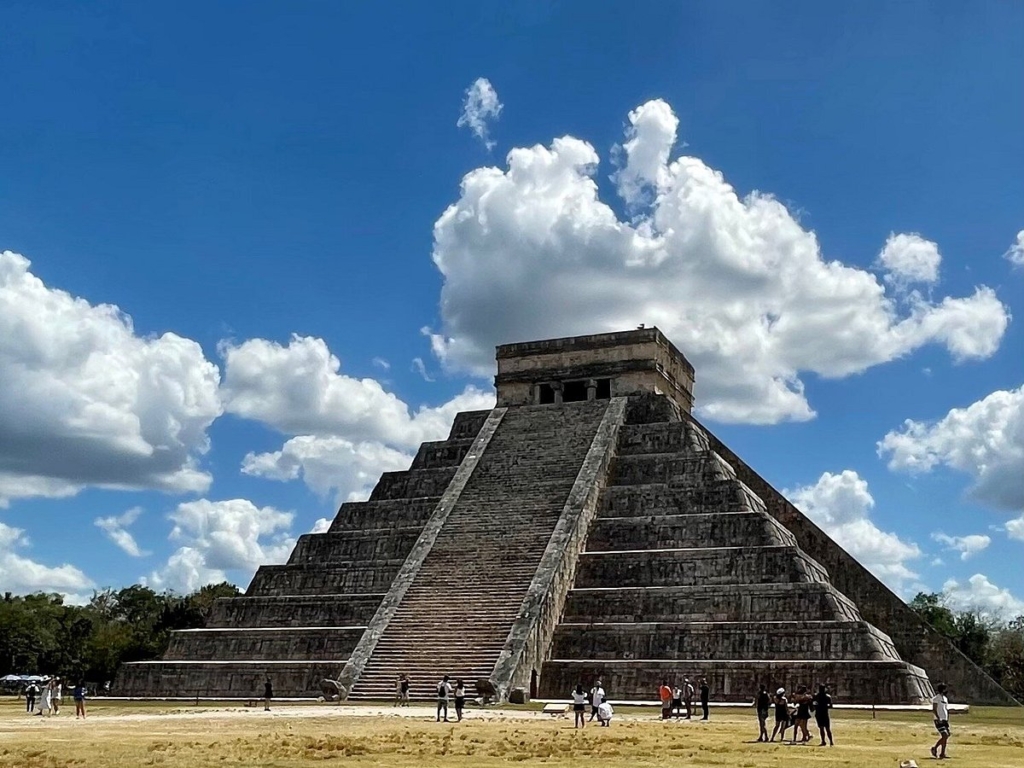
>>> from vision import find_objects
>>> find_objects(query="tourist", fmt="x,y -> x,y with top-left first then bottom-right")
682,677 -> 694,719
263,678 -> 273,711
930,682 -> 951,759
571,684 -> 588,728
589,679 -> 605,721
394,674 -> 403,707
454,679 -> 467,722
770,688 -> 789,742
73,681 -> 87,719
36,679 -> 53,717
659,680 -> 673,720
699,677 -> 710,720
812,684 -> 833,746
52,677 -> 62,715
597,700 -> 614,727
436,674 -> 453,722
791,685 -> 812,743
754,684 -> 770,742
671,683 -> 683,718
25,681 -> 39,713
400,674 -> 410,706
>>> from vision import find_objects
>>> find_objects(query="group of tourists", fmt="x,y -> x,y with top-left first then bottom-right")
570,679 -> 613,728
22,677 -> 88,718
754,683 -> 833,745
658,677 -> 711,720
390,674 -> 467,721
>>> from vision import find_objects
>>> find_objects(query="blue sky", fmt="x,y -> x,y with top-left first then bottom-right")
1,2 -> 1021,613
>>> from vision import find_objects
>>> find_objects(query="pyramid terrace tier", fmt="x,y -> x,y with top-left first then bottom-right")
574,546 -> 831,588
563,583 -> 862,624
538,659 -> 933,704
206,594 -> 384,628
409,438 -> 476,470
117,661 -> 341,698
164,627 -> 365,661
601,481 -> 768,517
549,620 -> 901,662
328,497 -> 442,532
288,527 -> 424,565
246,560 -> 404,596
586,511 -> 796,551
368,467 -> 459,501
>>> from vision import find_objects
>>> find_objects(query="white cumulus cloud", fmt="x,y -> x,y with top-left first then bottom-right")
1005,230 -> 1024,268
427,99 -> 1010,425
0,250 -> 222,507
943,573 -> 1024,619
931,532 -> 991,561
879,385 -> 1024,513
0,520 -> 94,600
876,232 -> 941,286
146,498 -> 295,593
457,77 -> 503,150
784,470 -> 922,591
221,334 -> 495,499
94,506 -> 150,557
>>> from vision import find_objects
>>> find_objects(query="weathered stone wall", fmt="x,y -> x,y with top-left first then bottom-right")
695,415 -> 1019,706
117,662 -> 337,698
207,595 -> 381,628
586,512 -> 795,551
246,561 -> 404,596
165,628 -> 364,661
563,583 -> 862,624
288,529 -> 422,564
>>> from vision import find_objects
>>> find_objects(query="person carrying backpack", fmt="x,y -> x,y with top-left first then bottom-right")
436,675 -> 453,722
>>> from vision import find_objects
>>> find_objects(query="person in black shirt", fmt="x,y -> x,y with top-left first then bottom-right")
699,678 -> 710,720
791,685 -> 812,744
263,679 -> 273,712
754,685 -> 771,742
770,689 -> 790,742
812,684 -> 833,746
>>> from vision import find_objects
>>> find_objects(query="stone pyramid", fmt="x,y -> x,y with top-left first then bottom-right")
118,329 -> 1015,705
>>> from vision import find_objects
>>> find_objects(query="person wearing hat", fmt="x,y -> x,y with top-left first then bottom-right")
770,688 -> 790,742
588,680 -> 605,722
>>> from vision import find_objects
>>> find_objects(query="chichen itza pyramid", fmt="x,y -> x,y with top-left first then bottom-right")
118,329 -> 1016,704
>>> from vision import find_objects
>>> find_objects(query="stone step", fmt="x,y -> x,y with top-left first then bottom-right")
538,659 -> 932,705
369,468 -> 458,501
586,512 -> 795,551
549,620 -> 900,662
246,561 -> 403,596
573,546 -> 831,588
165,627 -> 365,661
207,594 -> 384,628
562,583 -> 862,624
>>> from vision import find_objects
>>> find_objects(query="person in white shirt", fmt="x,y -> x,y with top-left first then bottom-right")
588,680 -> 605,721
571,684 -> 588,729
436,675 -> 453,723
596,700 -> 614,727
930,683 -> 951,759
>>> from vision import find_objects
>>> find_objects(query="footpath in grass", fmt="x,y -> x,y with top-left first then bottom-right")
0,699 -> 1022,768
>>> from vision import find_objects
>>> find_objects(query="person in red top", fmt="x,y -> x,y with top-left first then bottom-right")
659,681 -> 673,720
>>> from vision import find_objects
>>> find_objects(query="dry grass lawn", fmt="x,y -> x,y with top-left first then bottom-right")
1,699 -> 1022,767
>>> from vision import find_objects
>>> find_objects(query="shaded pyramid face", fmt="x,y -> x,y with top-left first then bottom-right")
115,328 -> 1014,706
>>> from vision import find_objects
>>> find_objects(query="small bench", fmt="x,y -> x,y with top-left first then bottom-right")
542,703 -> 569,717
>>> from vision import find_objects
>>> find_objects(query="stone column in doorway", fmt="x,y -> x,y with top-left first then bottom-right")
586,379 -> 598,401
552,381 -> 564,404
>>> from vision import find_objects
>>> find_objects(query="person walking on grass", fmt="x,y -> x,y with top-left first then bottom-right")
572,684 -> 588,729
73,681 -> 87,719
791,685 -> 812,744
682,678 -> 694,719
36,679 -> 53,717
589,679 -> 605,722
812,684 -> 833,746
52,677 -> 62,715
436,675 -> 453,723
931,683 -> 951,760
263,678 -> 273,711
699,677 -> 710,720
754,684 -> 770,742
25,682 -> 38,713
454,679 -> 467,722
770,688 -> 789,742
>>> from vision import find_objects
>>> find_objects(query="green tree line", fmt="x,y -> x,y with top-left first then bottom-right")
910,592 -> 1024,703
0,583 -> 239,687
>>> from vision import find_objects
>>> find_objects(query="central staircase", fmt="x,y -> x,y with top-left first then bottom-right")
347,400 -> 609,700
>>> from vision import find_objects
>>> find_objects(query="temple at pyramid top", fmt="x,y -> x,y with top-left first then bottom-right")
495,327 -> 695,412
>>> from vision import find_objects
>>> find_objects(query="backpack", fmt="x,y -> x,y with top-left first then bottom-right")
438,683 -> 447,697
